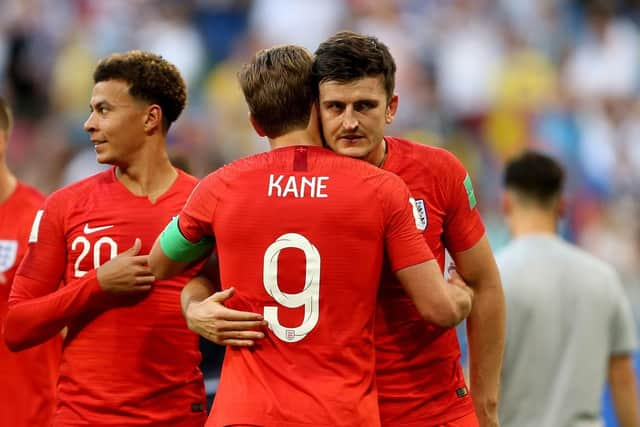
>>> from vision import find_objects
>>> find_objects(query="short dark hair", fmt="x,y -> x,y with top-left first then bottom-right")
0,97 -> 13,136
93,50 -> 187,132
238,45 -> 315,139
313,31 -> 396,100
504,150 -> 565,206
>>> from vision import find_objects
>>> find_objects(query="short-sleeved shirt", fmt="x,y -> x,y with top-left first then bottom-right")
10,168 -> 206,426
176,145 -> 433,427
0,182 -> 61,427
375,137 -> 486,426
497,234 -> 638,427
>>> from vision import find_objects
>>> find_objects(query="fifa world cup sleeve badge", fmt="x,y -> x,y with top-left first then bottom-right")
463,174 -> 477,210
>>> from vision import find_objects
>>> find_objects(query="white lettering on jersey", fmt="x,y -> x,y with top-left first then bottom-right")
267,174 -> 329,198
268,174 -> 284,197
28,210 -> 44,243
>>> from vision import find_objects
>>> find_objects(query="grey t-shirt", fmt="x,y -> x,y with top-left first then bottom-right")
497,234 -> 637,427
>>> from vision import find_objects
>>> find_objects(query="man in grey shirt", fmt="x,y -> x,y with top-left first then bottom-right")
497,150 -> 639,427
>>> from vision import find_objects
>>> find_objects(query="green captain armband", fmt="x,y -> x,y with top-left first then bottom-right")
159,216 -> 214,263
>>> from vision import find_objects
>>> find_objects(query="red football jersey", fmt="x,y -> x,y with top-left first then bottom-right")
376,137 -> 485,426
177,146 -> 433,427
0,181 -> 61,427
8,169 -> 206,426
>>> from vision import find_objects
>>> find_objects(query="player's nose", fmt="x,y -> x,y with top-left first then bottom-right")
342,106 -> 358,130
83,112 -> 97,133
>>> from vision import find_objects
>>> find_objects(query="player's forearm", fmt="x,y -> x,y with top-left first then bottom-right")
396,260 -> 470,327
465,275 -> 505,426
5,270 -> 103,351
609,355 -> 640,427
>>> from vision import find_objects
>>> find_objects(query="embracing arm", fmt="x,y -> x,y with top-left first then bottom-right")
395,259 -> 474,328
149,216 -> 213,280
453,235 -> 505,427
181,263 -> 266,346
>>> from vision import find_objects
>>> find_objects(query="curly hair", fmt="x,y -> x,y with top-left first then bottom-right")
93,50 -> 187,132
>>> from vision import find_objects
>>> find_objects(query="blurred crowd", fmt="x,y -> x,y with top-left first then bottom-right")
1,0 -> 639,319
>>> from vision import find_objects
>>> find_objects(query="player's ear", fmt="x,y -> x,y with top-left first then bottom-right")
248,113 -> 266,137
556,196 -> 566,218
144,104 -> 162,134
501,190 -> 512,217
386,95 -> 399,124
307,102 -> 321,133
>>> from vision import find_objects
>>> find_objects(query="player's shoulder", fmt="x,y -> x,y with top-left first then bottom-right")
313,147 -> 406,189
208,146 -> 385,177
561,240 -> 619,280
174,168 -> 200,190
15,181 -> 45,205
197,153 -> 261,186
387,136 -> 463,169
500,236 -> 618,283
46,168 -> 113,205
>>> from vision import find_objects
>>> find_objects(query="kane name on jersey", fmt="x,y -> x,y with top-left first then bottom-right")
268,174 -> 329,198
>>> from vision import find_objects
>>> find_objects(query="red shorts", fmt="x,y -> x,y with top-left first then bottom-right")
437,411 -> 480,427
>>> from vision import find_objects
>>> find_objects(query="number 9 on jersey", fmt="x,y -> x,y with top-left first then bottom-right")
263,233 -> 320,343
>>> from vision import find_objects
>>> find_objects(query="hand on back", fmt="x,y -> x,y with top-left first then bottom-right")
185,287 -> 267,346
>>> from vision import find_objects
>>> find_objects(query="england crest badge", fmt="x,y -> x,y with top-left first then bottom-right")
0,240 -> 18,273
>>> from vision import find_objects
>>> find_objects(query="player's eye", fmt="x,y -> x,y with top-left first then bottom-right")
324,102 -> 343,113
355,101 -> 376,112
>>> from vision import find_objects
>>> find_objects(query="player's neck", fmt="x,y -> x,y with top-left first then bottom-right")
508,209 -> 557,238
0,162 -> 17,204
115,153 -> 177,203
368,138 -> 387,168
269,128 -> 323,150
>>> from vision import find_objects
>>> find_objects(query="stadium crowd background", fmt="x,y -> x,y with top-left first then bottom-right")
1,0 -> 639,423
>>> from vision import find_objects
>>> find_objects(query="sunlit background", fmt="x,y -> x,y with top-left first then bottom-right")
1,0 -> 639,424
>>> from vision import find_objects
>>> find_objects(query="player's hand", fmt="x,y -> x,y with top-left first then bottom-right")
448,265 -> 475,298
447,266 -> 474,321
185,287 -> 267,347
97,238 -> 155,294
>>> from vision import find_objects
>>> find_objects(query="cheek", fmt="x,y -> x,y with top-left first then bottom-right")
320,116 -> 339,136
363,117 -> 385,137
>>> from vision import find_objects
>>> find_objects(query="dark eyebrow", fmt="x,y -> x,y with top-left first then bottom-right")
89,101 -> 110,111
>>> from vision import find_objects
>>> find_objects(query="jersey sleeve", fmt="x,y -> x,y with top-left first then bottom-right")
5,194 -> 105,351
608,269 -> 638,355
177,173 -> 221,243
441,152 -> 485,253
380,174 -> 434,271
